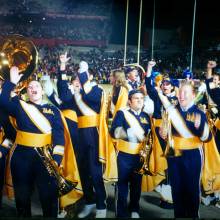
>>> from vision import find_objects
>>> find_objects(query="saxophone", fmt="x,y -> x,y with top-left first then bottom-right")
35,146 -> 78,197
137,130 -> 154,176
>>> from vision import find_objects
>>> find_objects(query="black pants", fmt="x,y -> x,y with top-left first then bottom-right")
78,128 -> 106,209
116,152 -> 142,218
0,155 -> 6,208
11,146 -> 58,217
168,148 -> 202,218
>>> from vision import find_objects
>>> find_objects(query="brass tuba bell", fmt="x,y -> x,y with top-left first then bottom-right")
0,34 -> 38,85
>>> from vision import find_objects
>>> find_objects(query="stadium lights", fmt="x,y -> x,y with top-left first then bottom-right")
2,60 -> 9,65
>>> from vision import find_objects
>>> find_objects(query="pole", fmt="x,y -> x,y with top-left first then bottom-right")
151,0 -> 156,60
190,0 -> 197,72
137,0 -> 143,64
124,0 -> 129,66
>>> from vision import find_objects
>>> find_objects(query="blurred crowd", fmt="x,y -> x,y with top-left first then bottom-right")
34,45 -> 220,84
1,19 -> 110,41
0,0 -> 112,16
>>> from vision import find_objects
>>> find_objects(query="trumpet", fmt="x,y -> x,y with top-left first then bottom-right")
35,146 -> 78,197
199,103 -> 218,135
137,130 -> 154,176
106,92 -> 113,129
161,108 -> 177,157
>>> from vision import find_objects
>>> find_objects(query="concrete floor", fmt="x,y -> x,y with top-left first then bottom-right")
1,182 -> 220,218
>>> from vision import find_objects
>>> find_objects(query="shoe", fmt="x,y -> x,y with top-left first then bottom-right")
215,200 -> 220,208
57,209 -> 67,218
77,204 -> 96,218
131,212 -> 140,218
155,185 -> 162,193
95,209 -> 107,218
160,184 -> 173,204
201,195 -> 213,206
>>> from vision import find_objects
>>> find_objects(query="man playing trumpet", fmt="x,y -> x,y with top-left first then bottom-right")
158,80 -> 212,218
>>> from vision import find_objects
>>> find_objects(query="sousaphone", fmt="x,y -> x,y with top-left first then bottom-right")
0,34 -> 38,88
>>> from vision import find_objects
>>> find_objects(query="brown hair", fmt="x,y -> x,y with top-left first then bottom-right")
111,69 -> 129,91
179,79 -> 195,94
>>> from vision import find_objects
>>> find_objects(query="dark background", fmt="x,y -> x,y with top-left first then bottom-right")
110,0 -> 219,46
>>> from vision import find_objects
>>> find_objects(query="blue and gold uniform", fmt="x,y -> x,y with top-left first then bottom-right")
0,93 -> 17,209
158,92 -> 212,218
48,89 -> 79,160
145,75 -> 177,207
145,76 -> 178,150
110,107 -> 151,217
109,85 -> 128,120
57,70 -> 109,211
205,77 -> 220,152
0,80 -> 65,217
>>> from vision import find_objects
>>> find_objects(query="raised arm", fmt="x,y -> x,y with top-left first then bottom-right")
57,52 -> 74,103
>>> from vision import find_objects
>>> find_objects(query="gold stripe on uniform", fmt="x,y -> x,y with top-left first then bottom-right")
62,110 -> 78,123
116,139 -> 142,154
15,130 -> 51,147
78,115 -> 100,128
173,136 -> 202,150
153,119 -> 162,127
215,118 -> 220,130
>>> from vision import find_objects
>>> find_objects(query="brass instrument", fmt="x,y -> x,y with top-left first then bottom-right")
0,34 -> 38,90
161,108 -> 176,157
124,63 -> 146,83
137,130 -> 154,176
35,146 -> 78,197
198,103 -> 218,135
106,92 -> 113,129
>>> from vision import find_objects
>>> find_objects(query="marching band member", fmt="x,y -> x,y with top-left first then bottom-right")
205,60 -> 220,151
0,66 -> 81,217
42,72 -> 80,160
199,60 -> 220,207
108,69 -> 129,121
158,80 -> 212,218
41,73 -> 82,217
145,60 -> 178,208
125,67 -> 140,91
57,54 -> 111,218
110,89 -> 151,218
0,78 -> 17,209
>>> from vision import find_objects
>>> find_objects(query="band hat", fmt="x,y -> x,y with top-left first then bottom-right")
128,89 -> 143,99
125,66 -> 137,75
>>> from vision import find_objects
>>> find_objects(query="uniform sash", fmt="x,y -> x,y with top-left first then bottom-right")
141,117 -> 167,192
99,89 -> 118,182
122,109 -> 145,142
20,100 -> 52,134
202,135 -> 220,194
215,118 -> 220,130
73,86 -> 118,182
111,86 -> 128,119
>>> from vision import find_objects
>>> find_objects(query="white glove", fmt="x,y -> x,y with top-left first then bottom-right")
78,61 -> 88,74
10,66 -> 23,84
42,79 -> 54,97
127,127 -> 138,143
114,127 -> 127,139
146,60 -> 156,77
211,107 -> 218,115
